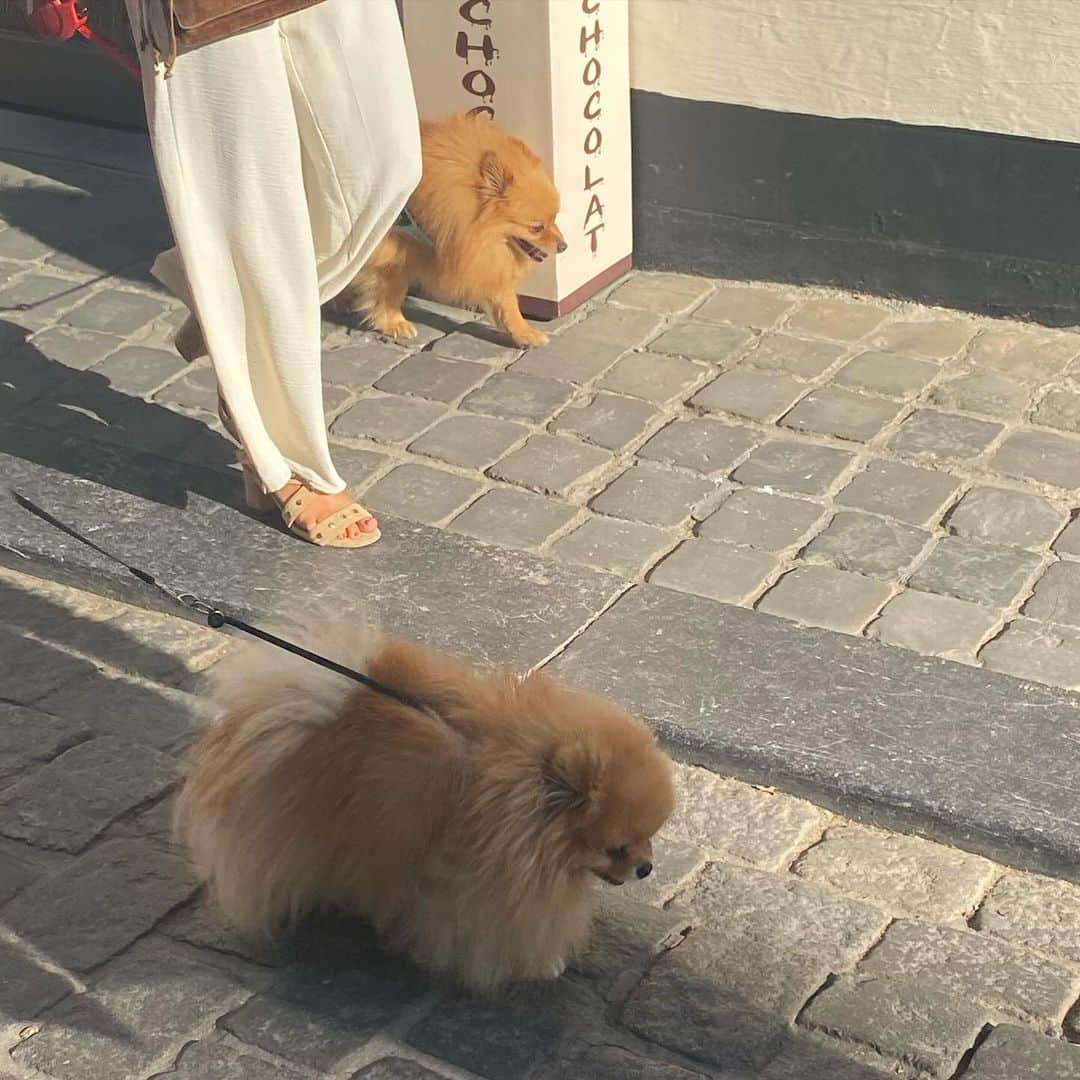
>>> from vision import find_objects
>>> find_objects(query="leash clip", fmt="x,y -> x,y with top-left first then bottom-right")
176,593 -> 226,629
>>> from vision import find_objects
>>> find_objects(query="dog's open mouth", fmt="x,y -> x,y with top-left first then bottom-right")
513,237 -> 549,263
595,871 -> 625,886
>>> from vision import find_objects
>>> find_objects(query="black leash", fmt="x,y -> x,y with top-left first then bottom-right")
12,491 -> 433,715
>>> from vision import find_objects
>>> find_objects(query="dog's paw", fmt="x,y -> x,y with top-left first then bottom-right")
513,326 -> 549,348
373,313 -> 418,339
547,957 -> 567,979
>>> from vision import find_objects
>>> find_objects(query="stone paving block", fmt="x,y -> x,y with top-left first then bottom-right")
758,566 -> 892,633
965,1024 -> 1080,1079
551,515 -> 673,576
159,894 -> 280,966
600,350 -> 707,404
591,463 -> 716,526
1024,560 -> 1080,626
0,627 -> 99,702
63,287 -> 168,335
353,1060 -> 446,1080
106,606 -> 228,680
0,271 -> 87,327
222,954 -> 428,1072
647,321 -> 753,365
0,701 -> 91,787
1035,387 -> 1080,433
649,539 -> 777,604
867,317 -> 978,359
692,369 -> 807,422
332,393 -> 446,443
513,306 -> 663,382
786,297 -> 889,341
0,224 -> 54,260
0,736 -> 176,852
156,363 -> 218,413
781,386 -> 902,442
732,440 -> 855,496
980,617 -> 1080,688
793,823 -> 996,920
698,489 -> 825,550
835,350 -> 939,397
375,352 -> 488,402
970,327 -> 1080,381
889,409 -> 1004,461
409,413 -> 527,468
322,341 -> 408,386
634,836 -> 709,908
549,391 -> 658,449
571,890 -> 691,1000
801,511 -> 927,578
762,1035 -> 898,1079
870,590 -> 999,658
29,325 -> 125,370
546,1044 -> 708,1080
2,839 -> 194,972
408,979 -> 597,1080
909,536 -> 1041,607
948,487 -> 1067,551
154,1040 -> 307,1080
323,382 -> 353,416
329,446 -> 390,488
451,487 -> 578,548
0,847 -> 38,906
0,941 -> 71,1022
798,972 -> 987,1079
663,766 -> 823,870
1055,516 -> 1080,557
973,870 -> 1080,966
836,460 -> 961,525
929,370 -> 1029,420
693,284 -> 795,328
362,463 -> 483,525
638,416 -> 757,474
992,429 -> 1080,489
430,328 -> 522,363
489,433 -> 611,495
13,937 -> 246,1080
608,271 -> 712,314
620,925 -> 791,1070
859,920 -> 1080,1028
90,345 -> 185,396
747,332 -> 846,379
463,372 -> 575,422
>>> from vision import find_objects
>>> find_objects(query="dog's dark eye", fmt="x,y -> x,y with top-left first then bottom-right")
605,846 -> 628,859
530,223 -> 544,234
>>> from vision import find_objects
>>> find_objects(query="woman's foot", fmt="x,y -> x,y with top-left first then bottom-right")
271,481 -> 378,540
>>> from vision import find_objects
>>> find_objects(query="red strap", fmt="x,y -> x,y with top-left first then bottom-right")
26,0 -> 140,81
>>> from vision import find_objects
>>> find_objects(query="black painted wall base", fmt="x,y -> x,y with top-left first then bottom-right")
631,90 -> 1080,326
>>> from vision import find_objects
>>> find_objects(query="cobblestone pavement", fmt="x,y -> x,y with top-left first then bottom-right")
4,566 -> 1080,1080
5,141 -> 1080,690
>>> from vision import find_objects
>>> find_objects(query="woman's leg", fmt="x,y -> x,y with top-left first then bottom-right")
128,3 -> 363,499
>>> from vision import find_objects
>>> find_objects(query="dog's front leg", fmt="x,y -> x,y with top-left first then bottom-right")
488,290 -> 548,348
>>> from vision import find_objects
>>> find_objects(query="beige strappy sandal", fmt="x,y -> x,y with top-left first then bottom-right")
218,395 -> 381,549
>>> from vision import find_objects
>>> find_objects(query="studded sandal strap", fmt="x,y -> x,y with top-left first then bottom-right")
280,488 -> 309,529
307,502 -> 372,543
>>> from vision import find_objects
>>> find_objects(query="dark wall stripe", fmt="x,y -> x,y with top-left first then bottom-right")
631,89 -> 1080,324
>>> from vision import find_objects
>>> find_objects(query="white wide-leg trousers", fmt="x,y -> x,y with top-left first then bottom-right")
126,0 -> 420,493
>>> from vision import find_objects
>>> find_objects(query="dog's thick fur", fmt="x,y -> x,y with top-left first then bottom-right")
336,113 -> 566,348
174,621 -> 674,990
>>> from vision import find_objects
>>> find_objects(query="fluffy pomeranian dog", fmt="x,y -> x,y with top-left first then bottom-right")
174,620 -> 675,990
336,112 -> 566,348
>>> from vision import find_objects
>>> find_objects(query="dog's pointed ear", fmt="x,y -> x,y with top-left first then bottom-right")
542,741 -> 601,816
479,151 -> 513,200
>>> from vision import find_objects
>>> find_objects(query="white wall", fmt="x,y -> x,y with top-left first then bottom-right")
629,0 -> 1080,144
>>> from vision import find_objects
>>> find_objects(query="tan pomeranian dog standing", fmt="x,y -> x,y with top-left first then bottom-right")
336,112 -> 566,348
174,620 -> 675,990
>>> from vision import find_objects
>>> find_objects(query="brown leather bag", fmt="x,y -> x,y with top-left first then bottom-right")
171,0 -> 326,52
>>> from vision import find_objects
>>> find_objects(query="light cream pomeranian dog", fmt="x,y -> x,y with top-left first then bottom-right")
174,620 -> 675,990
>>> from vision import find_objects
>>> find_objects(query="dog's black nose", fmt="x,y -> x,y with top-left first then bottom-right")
636,862 -> 653,879
556,240 -> 568,254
